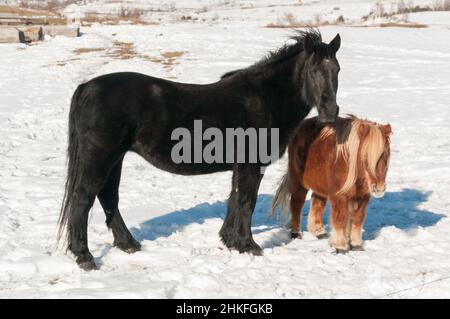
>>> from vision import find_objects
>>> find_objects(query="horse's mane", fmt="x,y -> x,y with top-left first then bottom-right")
221,29 -> 322,79
319,115 -> 390,195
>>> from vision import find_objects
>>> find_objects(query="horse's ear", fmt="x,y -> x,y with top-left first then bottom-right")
329,34 -> 341,53
304,36 -> 315,55
381,124 -> 392,136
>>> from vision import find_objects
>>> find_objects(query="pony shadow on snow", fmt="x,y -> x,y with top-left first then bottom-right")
130,188 -> 444,245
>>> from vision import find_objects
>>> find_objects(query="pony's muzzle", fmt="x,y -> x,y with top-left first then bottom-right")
371,184 -> 386,198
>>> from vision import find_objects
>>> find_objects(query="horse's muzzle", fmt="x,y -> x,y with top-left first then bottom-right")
318,106 -> 339,124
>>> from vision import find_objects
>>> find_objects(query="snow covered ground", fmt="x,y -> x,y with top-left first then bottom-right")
1,1 -> 450,298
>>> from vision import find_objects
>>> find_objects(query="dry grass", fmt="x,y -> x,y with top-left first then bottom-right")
106,41 -> 186,70
108,41 -> 136,59
68,41 -> 185,72
161,51 -> 185,59
0,5 -> 66,26
81,13 -> 158,26
362,0 -> 450,22
0,5 -> 58,17
157,51 -> 185,69
377,22 -> 428,28
73,47 -> 106,54
266,13 -> 345,28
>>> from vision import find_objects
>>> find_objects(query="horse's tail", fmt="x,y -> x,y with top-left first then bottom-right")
269,173 -> 291,221
57,83 -> 85,247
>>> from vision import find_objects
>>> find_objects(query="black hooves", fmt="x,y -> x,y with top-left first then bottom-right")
239,240 -> 263,256
78,260 -> 97,271
350,245 -> 364,251
316,233 -> 329,240
335,248 -> 349,254
247,247 -> 263,256
290,232 -> 302,239
229,244 -> 263,256
114,239 -> 141,254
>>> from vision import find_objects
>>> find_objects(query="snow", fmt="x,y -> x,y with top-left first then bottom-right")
1,1 -> 450,298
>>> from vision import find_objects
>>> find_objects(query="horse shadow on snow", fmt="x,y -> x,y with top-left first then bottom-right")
130,188 -> 444,249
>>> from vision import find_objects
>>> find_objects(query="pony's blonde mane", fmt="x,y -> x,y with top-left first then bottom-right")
319,115 -> 388,195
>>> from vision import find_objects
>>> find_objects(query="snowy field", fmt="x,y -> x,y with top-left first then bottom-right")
1,1 -> 450,298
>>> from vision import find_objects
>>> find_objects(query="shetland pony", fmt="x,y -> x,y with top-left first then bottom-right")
59,30 -> 341,270
271,116 -> 392,252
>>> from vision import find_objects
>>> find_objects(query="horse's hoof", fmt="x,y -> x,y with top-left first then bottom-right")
238,241 -> 263,256
115,239 -> 141,254
248,247 -> 264,256
290,232 -> 302,239
78,260 -> 97,271
125,245 -> 141,254
350,245 -> 364,251
243,242 -> 263,256
335,248 -> 349,254
316,233 -> 329,240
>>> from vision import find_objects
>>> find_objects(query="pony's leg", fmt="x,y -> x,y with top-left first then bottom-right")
67,150 -> 113,270
97,158 -> 141,253
350,197 -> 370,250
289,185 -> 307,239
219,164 -> 264,255
329,197 -> 351,253
307,193 -> 328,239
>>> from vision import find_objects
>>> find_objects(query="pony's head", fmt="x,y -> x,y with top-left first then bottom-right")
299,31 -> 341,124
332,117 -> 392,197
360,122 -> 392,198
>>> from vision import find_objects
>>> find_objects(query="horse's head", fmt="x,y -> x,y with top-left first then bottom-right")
301,33 -> 341,124
360,123 -> 392,198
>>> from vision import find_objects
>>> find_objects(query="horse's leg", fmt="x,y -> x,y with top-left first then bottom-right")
289,185 -> 307,239
307,193 -> 328,239
219,164 -> 264,255
350,196 -> 370,250
329,197 -> 351,253
67,148 -> 115,270
97,157 -> 141,253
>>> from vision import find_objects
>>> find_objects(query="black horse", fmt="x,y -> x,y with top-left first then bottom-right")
59,30 -> 341,270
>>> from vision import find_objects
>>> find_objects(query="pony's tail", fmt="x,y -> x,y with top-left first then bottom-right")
57,84 -> 84,247
269,173 -> 291,221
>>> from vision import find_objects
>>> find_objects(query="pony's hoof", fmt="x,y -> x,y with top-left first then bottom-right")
316,233 -> 329,240
115,239 -> 141,254
335,248 -> 349,254
350,245 -> 364,251
78,260 -> 97,271
290,232 -> 302,239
